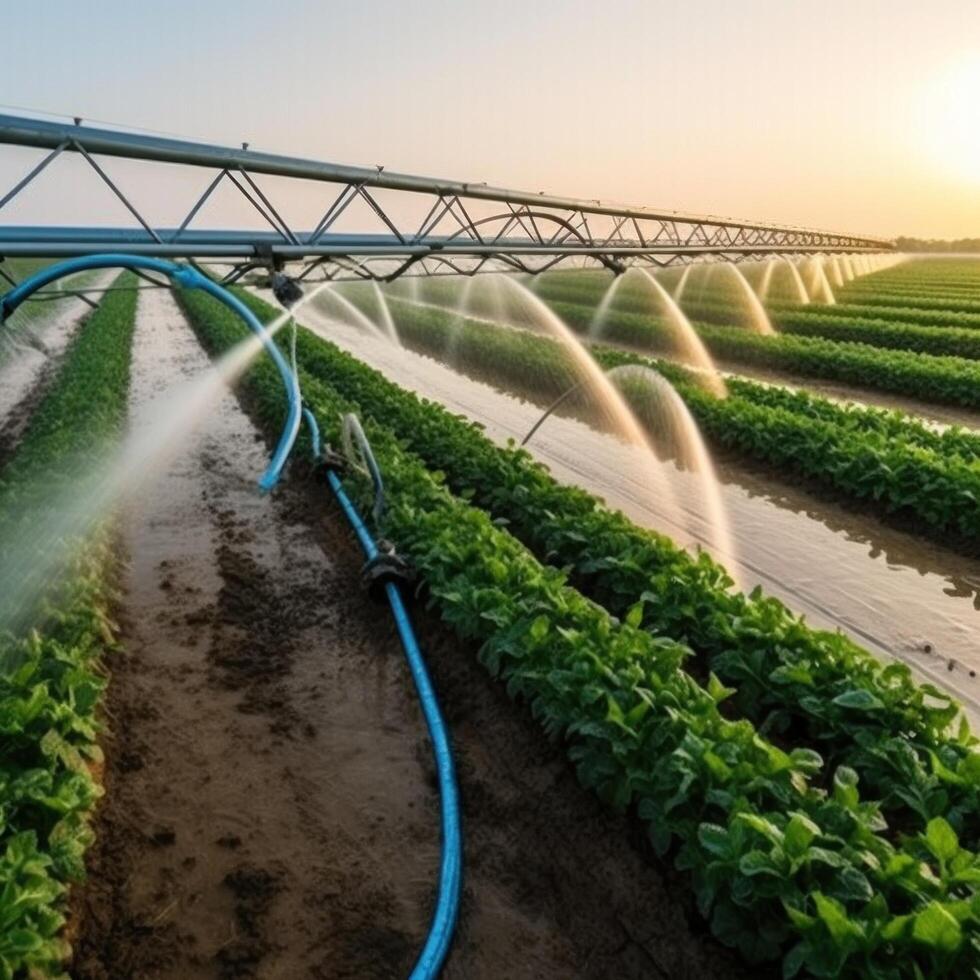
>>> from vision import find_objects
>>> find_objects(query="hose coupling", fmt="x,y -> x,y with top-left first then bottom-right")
314,448 -> 349,480
271,272 -> 304,308
361,544 -> 416,599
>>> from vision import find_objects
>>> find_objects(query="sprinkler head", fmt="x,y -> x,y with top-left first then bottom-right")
271,273 -> 304,309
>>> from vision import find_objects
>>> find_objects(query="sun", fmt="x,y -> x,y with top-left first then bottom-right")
920,59 -> 980,183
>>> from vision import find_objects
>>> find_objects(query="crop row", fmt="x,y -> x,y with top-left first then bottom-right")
834,291 -> 980,317
773,302 -> 980,332
378,297 -> 980,550
632,297 -> 980,361
181,286 -> 980,977
844,278 -> 980,293
841,276 -> 980,294
841,289 -> 980,306
0,275 -> 136,977
720,375 -> 980,463
547,298 -> 980,409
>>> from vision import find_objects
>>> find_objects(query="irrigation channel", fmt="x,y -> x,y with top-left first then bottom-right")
282,296 -> 980,724
63,288 -> 751,978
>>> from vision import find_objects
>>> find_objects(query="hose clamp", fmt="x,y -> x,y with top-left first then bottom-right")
313,449 -> 349,480
361,543 -> 416,599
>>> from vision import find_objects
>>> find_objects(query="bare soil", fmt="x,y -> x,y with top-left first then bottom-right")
71,288 -> 752,979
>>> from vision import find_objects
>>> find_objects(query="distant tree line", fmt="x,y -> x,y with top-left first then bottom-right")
895,237 -> 980,253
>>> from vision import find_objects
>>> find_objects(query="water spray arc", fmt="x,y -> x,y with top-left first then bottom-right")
673,264 -> 693,302
785,258 -> 810,303
757,260 -> 776,302
827,255 -> 844,288
0,254 -> 302,492
519,361 -> 736,581
722,263 -> 775,334
803,256 -> 836,305
589,267 -> 727,398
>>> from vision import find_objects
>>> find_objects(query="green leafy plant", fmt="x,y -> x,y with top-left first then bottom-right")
0,274 -> 136,976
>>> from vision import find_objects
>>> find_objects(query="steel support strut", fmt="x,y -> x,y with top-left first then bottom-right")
0,113 -> 893,281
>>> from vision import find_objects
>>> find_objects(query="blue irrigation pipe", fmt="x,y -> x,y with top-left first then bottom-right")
303,407 -> 461,980
0,253 -> 301,492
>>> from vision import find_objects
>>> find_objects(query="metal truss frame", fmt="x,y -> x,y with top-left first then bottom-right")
0,113 -> 892,285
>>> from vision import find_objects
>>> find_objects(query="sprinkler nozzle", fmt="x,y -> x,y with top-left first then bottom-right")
271,273 -> 304,309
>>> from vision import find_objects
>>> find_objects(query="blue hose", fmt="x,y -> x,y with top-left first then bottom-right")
302,406 -> 322,459
310,407 -> 460,980
0,253 -> 301,492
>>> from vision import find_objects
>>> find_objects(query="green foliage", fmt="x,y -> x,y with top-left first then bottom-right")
0,274 -> 136,976
835,292 -> 980,317
737,308 -> 980,359
776,302 -> 980,332
180,285 -> 980,977
718,375 -> 980,463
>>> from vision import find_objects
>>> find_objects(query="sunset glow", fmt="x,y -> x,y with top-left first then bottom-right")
920,58 -> 980,185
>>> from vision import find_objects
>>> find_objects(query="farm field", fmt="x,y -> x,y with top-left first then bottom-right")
2,253 -> 979,980
9,0 -> 980,975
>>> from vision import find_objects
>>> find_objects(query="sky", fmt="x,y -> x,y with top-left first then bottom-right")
0,0 -> 978,239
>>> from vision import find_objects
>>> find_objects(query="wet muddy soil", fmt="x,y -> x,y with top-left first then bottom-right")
293,307 -> 980,725
72,288 -> 750,979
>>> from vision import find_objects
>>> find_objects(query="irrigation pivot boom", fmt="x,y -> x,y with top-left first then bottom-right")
0,113 -> 892,284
